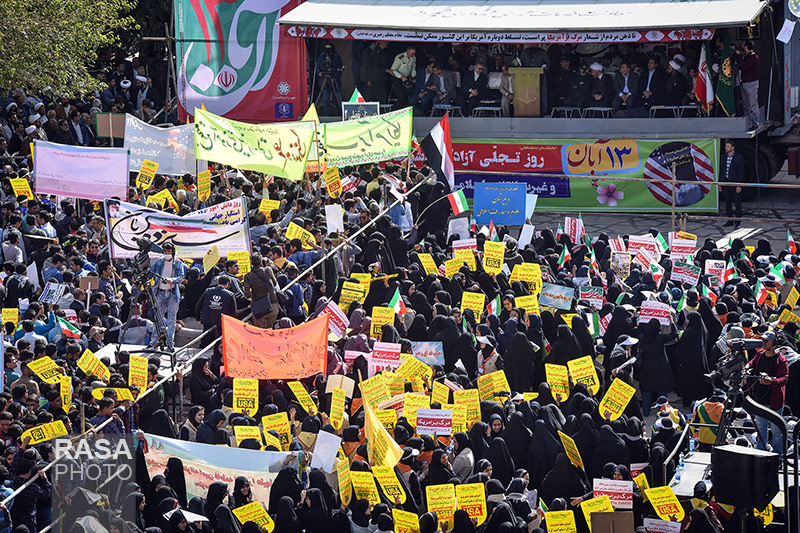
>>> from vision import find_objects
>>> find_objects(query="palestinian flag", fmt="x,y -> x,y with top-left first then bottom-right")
558,246 -> 571,268
447,190 -> 469,215
489,220 -> 499,242
349,88 -> 366,103
389,288 -> 406,316
755,280 -> 769,305
723,259 -> 737,282
487,295 -> 501,316
656,232 -> 669,254
57,317 -> 81,339
702,284 -> 717,305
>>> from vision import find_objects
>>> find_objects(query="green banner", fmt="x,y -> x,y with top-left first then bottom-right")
453,138 -> 719,212
324,107 -> 412,167
715,29 -> 735,117
193,107 -> 314,181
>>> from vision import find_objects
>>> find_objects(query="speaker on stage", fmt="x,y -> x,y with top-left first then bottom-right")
712,444 -> 779,510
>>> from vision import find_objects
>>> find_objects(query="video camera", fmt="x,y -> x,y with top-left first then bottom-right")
132,237 -> 163,278
706,326 -> 763,386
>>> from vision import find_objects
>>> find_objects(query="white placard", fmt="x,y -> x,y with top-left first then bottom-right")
33,141 -> 129,201
324,204 -> 344,234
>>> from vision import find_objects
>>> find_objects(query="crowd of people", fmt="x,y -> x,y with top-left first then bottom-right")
314,35 -> 759,119
0,133 -> 792,533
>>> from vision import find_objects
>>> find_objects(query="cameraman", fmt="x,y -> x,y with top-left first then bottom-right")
315,43 -> 342,116
746,331 -> 789,458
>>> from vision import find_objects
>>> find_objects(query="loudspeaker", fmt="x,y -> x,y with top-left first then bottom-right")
712,444 -> 779,511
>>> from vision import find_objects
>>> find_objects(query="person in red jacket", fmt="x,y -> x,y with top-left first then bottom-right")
746,331 -> 788,458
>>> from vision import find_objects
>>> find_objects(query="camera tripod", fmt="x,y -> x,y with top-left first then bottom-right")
116,270 -> 174,354
315,74 -> 343,116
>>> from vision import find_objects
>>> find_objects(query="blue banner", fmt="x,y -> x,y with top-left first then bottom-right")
539,283 -> 575,310
473,182 -> 526,226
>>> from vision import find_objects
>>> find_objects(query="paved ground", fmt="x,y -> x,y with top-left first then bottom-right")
531,167 -> 800,252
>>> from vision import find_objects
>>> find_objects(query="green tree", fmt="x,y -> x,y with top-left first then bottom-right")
0,0 -> 137,94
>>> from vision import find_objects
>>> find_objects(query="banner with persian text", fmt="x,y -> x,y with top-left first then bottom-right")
144,433 -> 299,502
323,107 -> 413,167
175,0 -> 307,122
124,114 -> 197,175
448,138 -> 719,212
105,198 -> 250,259
33,141 -> 129,201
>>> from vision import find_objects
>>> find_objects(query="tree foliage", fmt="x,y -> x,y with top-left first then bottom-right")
0,0 -> 137,95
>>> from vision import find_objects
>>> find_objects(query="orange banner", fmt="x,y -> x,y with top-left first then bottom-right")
223,314 -> 329,379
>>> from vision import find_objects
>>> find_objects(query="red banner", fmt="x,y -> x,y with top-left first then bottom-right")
222,314 -> 328,379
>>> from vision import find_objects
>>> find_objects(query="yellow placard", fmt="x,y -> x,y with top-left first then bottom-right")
128,355 -> 149,389
287,381 -> 317,415
350,470 -> 381,504
633,472 -> 650,503
431,380 -> 450,405
233,426 -> 263,447
261,412 -> 292,450
375,409 -> 397,432
203,245 -> 220,274
227,250 -> 251,276
27,357 -> 62,384
403,393 -> 430,427
598,378 -> 637,421
558,430 -> 585,471
510,263 -> 543,294
286,221 -> 316,250
545,363 -> 570,401
136,160 -> 159,190
351,272 -> 372,298
426,484 -> 457,529
91,388 -> 134,401
516,294 -> 541,316
545,510 -> 577,532
147,188 -> 179,210
324,166 -> 342,197
523,392 -> 539,401
460,292 -> 485,319
372,466 -> 406,504
777,308 -> 800,328
60,375 -> 71,414
754,504 -> 773,526
197,169 -> 211,202
442,403 -> 467,434
454,249 -> 476,271
456,482 -> 488,526
453,389 -> 481,426
21,421 -> 68,444
392,508 -> 420,533
644,486 -> 685,522
232,501 -> 274,532
482,241 -> 505,275
77,349 -> 110,380
10,178 -> 33,200
330,387 -> 346,430
361,374 -> 391,408
418,253 -> 439,276
371,306 -> 395,339
396,354 -> 432,382
581,495 -> 614,533
786,287 -> 800,309
477,370 -> 511,402
339,281 -> 366,312
233,378 -> 259,416
337,457 -> 352,505
567,356 -> 600,395
258,198 -> 281,217
383,372 -> 405,397
1,308 -> 18,327
263,431 -> 282,450
444,257 -> 462,278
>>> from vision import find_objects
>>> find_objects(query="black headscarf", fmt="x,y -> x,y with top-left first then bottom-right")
427,448 -> 457,486
538,453 -> 591,507
503,333 -> 538,393
674,311 -> 711,404
590,425 -> 631,479
268,466 -> 303,514
468,421 -> 491,460
547,325 -> 581,366
501,412 -> 532,471
298,487 -> 328,533
308,470 -> 338,511
528,419 -> 562,490
485,437 -> 515,486
274,496 -> 302,533
203,482 -> 228,529
164,457 -> 187,508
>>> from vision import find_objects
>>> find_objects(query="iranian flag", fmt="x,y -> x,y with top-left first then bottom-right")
487,295 -> 501,316
755,280 -> 769,305
57,317 -> 81,339
723,259 -> 737,282
696,43 -> 715,112
788,230 -> 797,254
770,263 -> 786,285
676,293 -> 686,312
655,232 -> 669,254
389,288 -> 407,316
558,246 -> 571,268
447,190 -> 469,215
349,88 -> 366,103
488,220 -> 499,242
556,223 -> 563,241
702,284 -> 717,305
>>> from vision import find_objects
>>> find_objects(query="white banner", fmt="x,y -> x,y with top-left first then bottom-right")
33,140 -> 128,201
124,114 -> 198,175
105,198 -> 251,260
144,434 -> 298,503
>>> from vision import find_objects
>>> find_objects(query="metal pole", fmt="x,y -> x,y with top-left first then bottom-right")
670,162 -> 677,233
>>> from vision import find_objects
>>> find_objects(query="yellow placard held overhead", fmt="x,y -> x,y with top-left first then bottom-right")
598,378 -> 637,421
567,356 -> 600,395
372,466 -> 406,504
197,169 -> 211,202
287,381 -> 317,415
330,387 -> 346,430
232,378 -> 259,416
558,430 -> 585,471
371,306 -> 395,339
136,159 -> 159,190
482,241 -> 505,275
644,486 -> 685,522
337,457 -> 352,505
426,484 -> 457,530
456,483 -> 488,526
580,495 -> 614,533
350,471 -> 381,504
545,363 -> 570,401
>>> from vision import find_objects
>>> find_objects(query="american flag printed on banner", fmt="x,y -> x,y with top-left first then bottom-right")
643,143 -> 713,206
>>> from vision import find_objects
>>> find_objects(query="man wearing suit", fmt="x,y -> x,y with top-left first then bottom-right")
459,62 -> 488,116
612,62 -> 640,113
641,56 -> 666,108
720,140 -> 745,228
411,61 -> 439,116
433,65 -> 458,106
